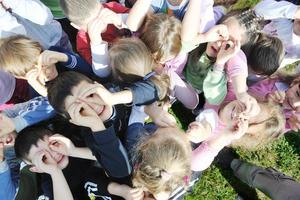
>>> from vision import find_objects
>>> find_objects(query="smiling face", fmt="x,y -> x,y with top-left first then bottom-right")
64,81 -> 113,122
284,82 -> 300,112
206,17 -> 246,58
27,135 -> 69,170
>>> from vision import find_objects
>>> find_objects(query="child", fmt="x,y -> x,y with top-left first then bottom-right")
188,100 -> 285,171
0,0 -> 71,50
59,0 -> 131,76
14,116 -> 131,199
47,71 -> 175,136
254,0 -> 300,69
0,35 -> 94,96
108,126 -> 197,200
248,76 -> 300,132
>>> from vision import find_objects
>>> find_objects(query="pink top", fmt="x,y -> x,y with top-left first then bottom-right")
248,78 -> 298,131
191,116 -> 227,171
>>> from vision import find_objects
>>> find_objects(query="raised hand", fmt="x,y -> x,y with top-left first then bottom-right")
216,40 -> 241,65
203,24 -> 229,43
267,90 -> 286,104
236,93 -> 260,118
144,102 -> 176,127
30,151 -> 59,175
49,134 -> 75,156
186,120 -> 212,143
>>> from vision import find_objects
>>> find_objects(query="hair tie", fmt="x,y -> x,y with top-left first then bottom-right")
183,175 -> 190,185
143,71 -> 156,81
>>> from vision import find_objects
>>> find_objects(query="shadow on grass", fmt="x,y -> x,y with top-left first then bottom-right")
284,131 -> 300,157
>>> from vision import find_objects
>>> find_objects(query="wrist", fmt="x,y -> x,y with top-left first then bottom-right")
91,122 -> 105,132
58,52 -> 68,62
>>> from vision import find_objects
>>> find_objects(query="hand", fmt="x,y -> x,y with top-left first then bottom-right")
203,24 -> 229,43
30,151 -> 60,175
229,116 -> 249,140
144,102 -> 177,127
87,15 -> 107,45
38,50 -> 67,68
79,82 -> 115,106
0,0 -> 10,10
99,8 -> 123,28
25,68 -> 48,96
49,134 -> 75,156
125,187 -> 144,200
186,121 -> 212,143
236,93 -> 260,117
68,101 -> 105,132
216,40 -> 241,65
288,113 -> 300,131
267,90 -> 285,104
0,113 -> 15,137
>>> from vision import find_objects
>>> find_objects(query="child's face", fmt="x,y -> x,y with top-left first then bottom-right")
0,113 -> 15,138
206,18 -> 246,58
64,81 -> 113,121
284,82 -> 300,112
27,135 -> 69,170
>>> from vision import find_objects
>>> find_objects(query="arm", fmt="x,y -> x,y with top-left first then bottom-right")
254,0 -> 299,20
92,126 -> 132,178
126,0 -> 152,31
47,47 -> 94,77
0,5 -> 26,36
51,170 -> 73,200
2,0 -> 53,25
181,0 -> 202,43
128,80 -> 159,106
4,96 -> 55,132
191,118 -> 248,171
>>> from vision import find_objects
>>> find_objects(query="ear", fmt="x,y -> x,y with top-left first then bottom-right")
70,22 -> 81,30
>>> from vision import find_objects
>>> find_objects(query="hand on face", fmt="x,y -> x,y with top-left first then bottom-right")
186,120 -> 212,143
230,114 -> 249,140
99,8 -> 123,29
216,40 -> 241,65
0,114 -> 15,137
204,24 -> 229,43
237,93 -> 260,118
87,14 -> 107,45
267,90 -> 286,104
30,151 -> 60,175
0,143 -> 4,162
48,134 -> 75,157
68,100 -> 105,132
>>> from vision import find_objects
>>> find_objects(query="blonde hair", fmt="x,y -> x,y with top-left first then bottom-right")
0,35 -> 42,77
109,37 -> 170,100
59,0 -> 99,26
140,13 -> 182,63
231,102 -> 285,150
132,127 -> 192,195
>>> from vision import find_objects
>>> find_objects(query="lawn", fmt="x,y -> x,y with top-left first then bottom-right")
178,0 -> 300,199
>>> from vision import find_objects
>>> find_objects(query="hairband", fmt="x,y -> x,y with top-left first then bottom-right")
143,71 -> 156,81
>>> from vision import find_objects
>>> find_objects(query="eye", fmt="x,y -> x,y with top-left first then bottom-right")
87,94 -> 94,98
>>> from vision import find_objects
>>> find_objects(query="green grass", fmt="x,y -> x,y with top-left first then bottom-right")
180,0 -> 300,199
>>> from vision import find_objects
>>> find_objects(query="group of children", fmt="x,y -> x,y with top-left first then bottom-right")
0,0 -> 300,199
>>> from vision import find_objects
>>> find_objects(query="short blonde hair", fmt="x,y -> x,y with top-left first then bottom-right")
109,37 -> 170,100
231,102 -> 285,150
140,13 -> 182,63
0,35 -> 42,77
132,127 -> 192,195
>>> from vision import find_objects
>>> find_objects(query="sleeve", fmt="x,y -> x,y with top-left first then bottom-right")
3,96 -> 55,132
254,0 -> 298,20
191,142 -> 220,171
226,50 -> 248,80
2,0 -> 53,25
128,80 -> 159,106
92,126 -> 132,178
91,42 -> 111,78
150,0 -> 164,13
0,160 -> 17,200
76,30 -> 93,64
49,46 -> 94,77
203,66 -> 227,105
0,6 -> 26,37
